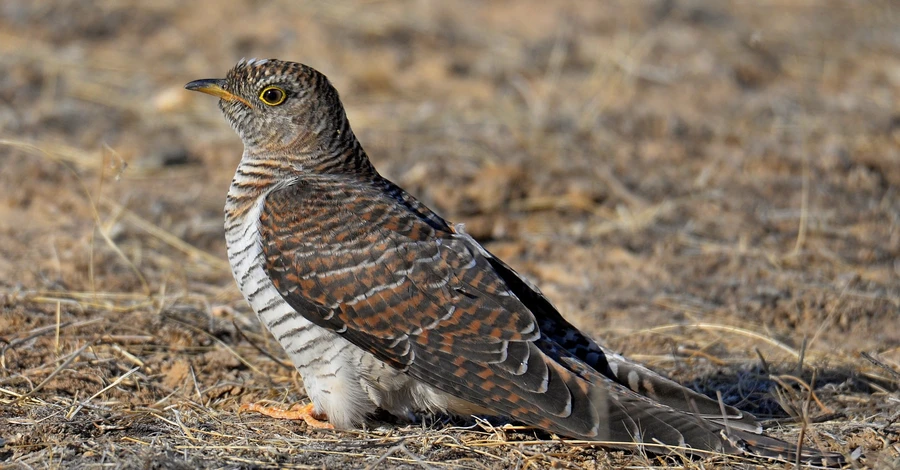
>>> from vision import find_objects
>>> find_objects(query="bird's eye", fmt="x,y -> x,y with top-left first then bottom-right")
259,86 -> 287,106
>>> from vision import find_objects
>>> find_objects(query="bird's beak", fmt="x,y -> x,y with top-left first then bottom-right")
185,78 -> 252,107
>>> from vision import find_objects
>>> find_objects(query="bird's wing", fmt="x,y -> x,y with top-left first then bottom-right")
258,176 -> 738,448
456,228 -> 762,433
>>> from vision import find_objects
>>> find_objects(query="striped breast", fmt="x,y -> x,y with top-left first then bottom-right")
225,187 -> 324,368
224,165 -> 394,427
223,166 -> 358,382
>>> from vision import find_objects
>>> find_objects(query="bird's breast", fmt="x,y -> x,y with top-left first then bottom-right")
224,188 -> 324,370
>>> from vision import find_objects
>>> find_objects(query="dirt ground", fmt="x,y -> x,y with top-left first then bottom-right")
1,0 -> 898,468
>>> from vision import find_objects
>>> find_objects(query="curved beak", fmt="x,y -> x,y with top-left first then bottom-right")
185,78 -> 252,107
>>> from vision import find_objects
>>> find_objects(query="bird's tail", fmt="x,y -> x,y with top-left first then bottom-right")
721,427 -> 847,467
581,374 -> 847,466
492,339 -> 846,466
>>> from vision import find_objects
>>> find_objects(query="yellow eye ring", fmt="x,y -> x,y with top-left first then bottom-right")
259,86 -> 287,106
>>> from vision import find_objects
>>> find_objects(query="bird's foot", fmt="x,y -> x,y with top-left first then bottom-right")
240,402 -> 334,429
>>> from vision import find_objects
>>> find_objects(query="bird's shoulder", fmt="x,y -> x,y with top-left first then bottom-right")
262,173 -> 452,241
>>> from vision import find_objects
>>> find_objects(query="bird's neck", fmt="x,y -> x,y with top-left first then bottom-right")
224,133 -> 378,224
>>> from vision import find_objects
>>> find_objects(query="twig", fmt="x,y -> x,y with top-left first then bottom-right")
365,441 -> 435,470
755,348 -> 770,374
54,301 -> 61,356
771,374 -> 832,414
632,323 -> 800,359
19,342 -> 93,400
171,408 -> 197,441
189,363 -> 203,401
794,368 -> 815,468
796,336 -> 808,375
1,318 -> 101,355
163,316 -> 265,377
99,198 -> 229,270
861,352 -> 900,383
232,320 -> 292,370
760,412 -> 845,427
67,366 -> 141,419
792,147 -> 810,254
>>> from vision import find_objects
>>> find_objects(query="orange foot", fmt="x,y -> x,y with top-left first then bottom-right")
240,402 -> 335,429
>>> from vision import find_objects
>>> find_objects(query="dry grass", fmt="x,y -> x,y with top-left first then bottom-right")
1,0 -> 899,468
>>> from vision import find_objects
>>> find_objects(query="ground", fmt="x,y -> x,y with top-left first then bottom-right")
1,0 -> 899,468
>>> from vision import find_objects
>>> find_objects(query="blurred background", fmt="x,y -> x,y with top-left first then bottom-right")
1,1 -> 898,467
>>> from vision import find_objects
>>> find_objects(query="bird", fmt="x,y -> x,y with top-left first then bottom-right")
185,58 -> 845,466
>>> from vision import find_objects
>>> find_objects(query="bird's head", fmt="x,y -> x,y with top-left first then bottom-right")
186,59 -> 351,159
